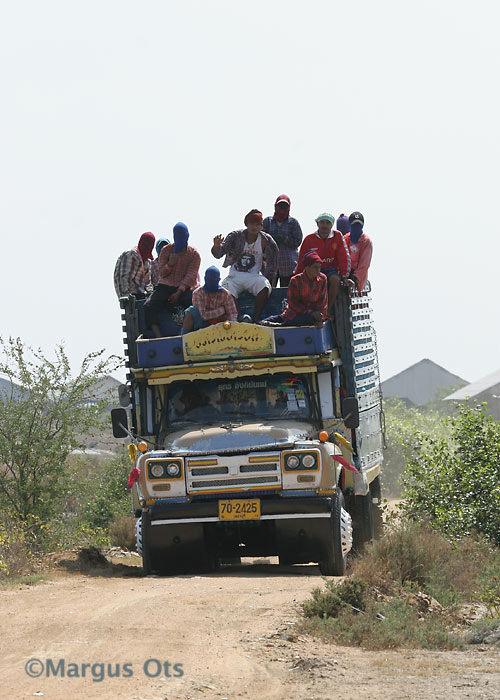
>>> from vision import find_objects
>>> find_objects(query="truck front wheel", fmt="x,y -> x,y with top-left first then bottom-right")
318,489 -> 352,576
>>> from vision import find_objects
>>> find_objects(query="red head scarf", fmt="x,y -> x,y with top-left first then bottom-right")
136,232 -> 155,261
274,194 -> 291,223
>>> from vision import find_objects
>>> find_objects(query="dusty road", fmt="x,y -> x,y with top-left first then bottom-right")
1,556 -> 499,700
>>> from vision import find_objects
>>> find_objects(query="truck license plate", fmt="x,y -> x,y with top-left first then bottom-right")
218,499 -> 260,521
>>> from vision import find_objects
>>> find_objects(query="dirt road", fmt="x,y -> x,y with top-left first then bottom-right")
1,556 -> 499,700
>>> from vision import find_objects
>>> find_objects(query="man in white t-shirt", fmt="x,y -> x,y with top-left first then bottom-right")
212,209 -> 278,322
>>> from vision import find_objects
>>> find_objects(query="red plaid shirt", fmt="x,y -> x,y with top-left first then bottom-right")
192,286 -> 238,322
283,271 -> 328,320
158,244 -> 201,291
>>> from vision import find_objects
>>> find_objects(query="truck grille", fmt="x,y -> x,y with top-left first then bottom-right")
187,452 -> 281,493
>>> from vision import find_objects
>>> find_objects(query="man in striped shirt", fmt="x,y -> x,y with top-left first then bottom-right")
144,222 -> 201,337
113,232 -> 155,299
182,267 -> 238,333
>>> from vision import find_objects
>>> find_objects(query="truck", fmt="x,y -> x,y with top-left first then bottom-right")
112,283 -> 384,576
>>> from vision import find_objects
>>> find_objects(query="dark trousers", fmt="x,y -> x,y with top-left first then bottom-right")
144,284 -> 192,328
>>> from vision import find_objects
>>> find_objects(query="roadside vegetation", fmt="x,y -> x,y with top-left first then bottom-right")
0,338 -> 133,581
302,400 -> 500,650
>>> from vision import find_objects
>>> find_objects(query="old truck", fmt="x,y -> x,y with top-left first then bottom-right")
112,284 -> 384,575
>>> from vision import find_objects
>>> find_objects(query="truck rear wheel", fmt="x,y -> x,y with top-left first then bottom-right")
318,489 -> 351,576
370,476 -> 384,539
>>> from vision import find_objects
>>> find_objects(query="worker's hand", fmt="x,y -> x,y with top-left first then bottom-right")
213,235 -> 224,250
345,278 -> 355,287
169,289 -> 182,304
312,311 -> 324,322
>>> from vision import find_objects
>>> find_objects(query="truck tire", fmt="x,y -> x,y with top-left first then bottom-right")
370,476 -> 384,540
352,491 -> 374,552
136,514 -> 153,575
319,489 -> 350,576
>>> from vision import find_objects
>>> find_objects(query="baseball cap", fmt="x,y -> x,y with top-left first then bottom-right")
349,211 -> 364,225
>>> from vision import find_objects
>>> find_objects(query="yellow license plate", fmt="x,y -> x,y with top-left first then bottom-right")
218,499 -> 261,521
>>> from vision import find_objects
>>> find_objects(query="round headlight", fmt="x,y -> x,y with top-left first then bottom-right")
302,454 -> 316,468
151,463 -> 164,478
286,455 -> 300,469
167,462 -> 180,477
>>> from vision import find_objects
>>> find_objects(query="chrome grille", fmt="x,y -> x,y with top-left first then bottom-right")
193,475 -> 279,489
240,463 -> 278,473
191,466 -> 229,476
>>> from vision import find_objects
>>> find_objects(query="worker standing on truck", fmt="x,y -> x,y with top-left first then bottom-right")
345,211 -> 373,292
182,266 -> 238,333
336,213 -> 351,236
262,194 -> 302,287
295,213 -> 350,317
144,222 -> 201,338
113,231 -> 155,299
261,251 -> 327,328
212,209 -> 278,322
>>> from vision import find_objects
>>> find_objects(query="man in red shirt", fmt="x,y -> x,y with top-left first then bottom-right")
295,213 -> 350,317
182,267 -> 238,333
261,252 -> 327,328
144,222 -> 201,337
345,211 -> 373,292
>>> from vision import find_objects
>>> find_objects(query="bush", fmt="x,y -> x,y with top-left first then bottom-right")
401,404 -> 500,545
109,514 -> 136,550
302,577 -> 367,619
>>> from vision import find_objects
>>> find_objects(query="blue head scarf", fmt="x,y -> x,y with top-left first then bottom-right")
173,222 -> 189,253
155,237 -> 170,258
204,266 -> 222,293
336,214 -> 351,236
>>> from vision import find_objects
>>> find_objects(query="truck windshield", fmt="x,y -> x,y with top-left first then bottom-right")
167,374 -> 312,424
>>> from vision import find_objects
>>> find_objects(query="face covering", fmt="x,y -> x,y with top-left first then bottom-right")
274,195 -> 290,223
173,222 -> 189,253
336,215 -> 351,236
350,222 -> 363,244
136,232 -> 155,260
155,237 -> 170,258
203,266 -> 222,293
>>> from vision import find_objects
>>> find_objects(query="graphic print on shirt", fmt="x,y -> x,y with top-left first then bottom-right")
232,236 -> 263,275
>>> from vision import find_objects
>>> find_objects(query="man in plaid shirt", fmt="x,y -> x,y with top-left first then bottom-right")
144,222 -> 201,337
113,232 -> 155,299
262,194 -> 302,287
261,251 -> 327,327
182,267 -> 238,333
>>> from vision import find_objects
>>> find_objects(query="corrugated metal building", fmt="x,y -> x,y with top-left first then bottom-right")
381,359 -> 467,406
444,369 -> 500,420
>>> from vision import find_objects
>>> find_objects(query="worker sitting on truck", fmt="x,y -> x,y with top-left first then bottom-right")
113,231 -> 155,299
262,194 -> 302,288
144,222 -> 201,338
261,251 -> 327,328
211,209 -> 278,322
150,237 -> 170,288
344,211 -> 373,292
182,266 -> 238,333
295,213 -> 350,317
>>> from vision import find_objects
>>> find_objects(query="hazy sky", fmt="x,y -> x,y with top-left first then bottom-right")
1,0 -> 498,385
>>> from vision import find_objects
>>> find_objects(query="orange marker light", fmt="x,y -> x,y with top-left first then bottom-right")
223,321 -> 231,329
138,441 -> 148,453
319,430 -> 329,442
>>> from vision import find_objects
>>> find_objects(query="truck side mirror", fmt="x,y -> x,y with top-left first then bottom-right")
342,397 -> 359,429
111,407 -> 129,438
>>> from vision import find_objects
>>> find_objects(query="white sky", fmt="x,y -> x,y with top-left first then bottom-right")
1,0 -> 498,385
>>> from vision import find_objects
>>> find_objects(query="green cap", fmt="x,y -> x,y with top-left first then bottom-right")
315,213 -> 335,225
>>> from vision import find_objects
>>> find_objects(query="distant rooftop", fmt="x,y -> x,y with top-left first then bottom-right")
444,368 -> 500,401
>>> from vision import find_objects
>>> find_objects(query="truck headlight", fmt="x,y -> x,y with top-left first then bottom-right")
286,455 -> 300,469
151,463 -> 165,478
167,462 -> 181,477
302,454 -> 316,468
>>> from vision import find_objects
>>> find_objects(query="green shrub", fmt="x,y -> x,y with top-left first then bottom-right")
302,577 -> 367,618
401,404 -> 500,545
